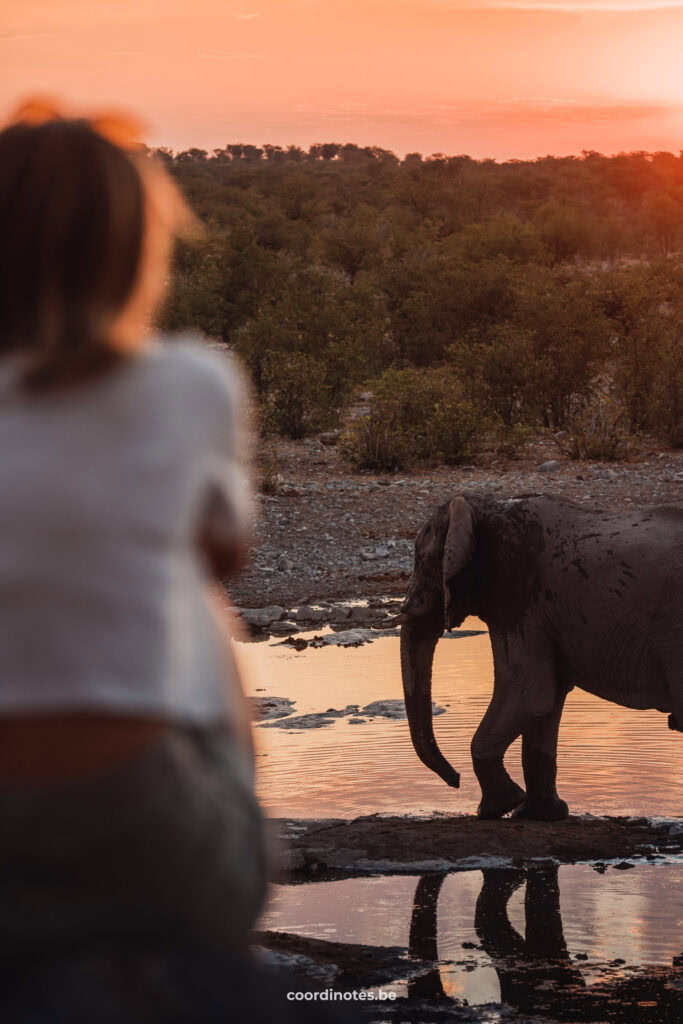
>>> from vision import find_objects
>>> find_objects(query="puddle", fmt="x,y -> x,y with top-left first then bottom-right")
236,618 -> 682,819
259,862 -> 683,1008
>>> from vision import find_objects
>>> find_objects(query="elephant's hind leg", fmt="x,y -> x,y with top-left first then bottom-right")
513,688 -> 569,821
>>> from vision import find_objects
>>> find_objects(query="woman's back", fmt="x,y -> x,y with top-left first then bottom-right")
0,339 -> 248,723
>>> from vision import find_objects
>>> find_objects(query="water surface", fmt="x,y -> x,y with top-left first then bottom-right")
236,619 -> 681,818
260,863 -> 683,1006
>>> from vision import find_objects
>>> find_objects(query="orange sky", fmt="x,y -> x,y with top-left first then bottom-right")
2,0 -> 683,159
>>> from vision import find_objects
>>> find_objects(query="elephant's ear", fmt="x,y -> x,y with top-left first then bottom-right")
442,497 -> 475,619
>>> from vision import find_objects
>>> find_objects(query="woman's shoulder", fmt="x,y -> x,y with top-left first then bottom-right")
142,335 -> 246,409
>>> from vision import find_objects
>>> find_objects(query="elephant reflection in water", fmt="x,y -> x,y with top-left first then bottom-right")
407,867 -> 682,1020
408,864 -> 583,1008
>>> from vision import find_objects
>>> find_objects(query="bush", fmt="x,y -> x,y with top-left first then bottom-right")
564,396 -> 634,461
258,442 -> 283,494
259,351 -> 331,439
342,367 -> 493,471
447,326 -> 538,427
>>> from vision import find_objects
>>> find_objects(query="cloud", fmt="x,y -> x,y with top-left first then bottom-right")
0,33 -> 55,42
197,51 -> 261,59
236,12 -> 259,19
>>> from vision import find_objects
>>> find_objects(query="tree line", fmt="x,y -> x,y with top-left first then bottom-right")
157,143 -> 683,466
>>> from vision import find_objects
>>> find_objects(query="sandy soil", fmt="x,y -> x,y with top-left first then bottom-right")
229,435 -> 682,609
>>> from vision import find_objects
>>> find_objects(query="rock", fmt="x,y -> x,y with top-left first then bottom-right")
360,548 -> 376,561
277,627 -> 401,651
239,606 -> 285,628
329,604 -> 352,620
269,620 -> 299,635
348,718 -> 367,725
361,699 -> 446,719
277,556 -> 295,572
318,431 -> 340,446
349,605 -> 372,621
249,696 -> 296,722
294,605 -> 326,624
538,460 -> 561,473
374,546 -> 390,558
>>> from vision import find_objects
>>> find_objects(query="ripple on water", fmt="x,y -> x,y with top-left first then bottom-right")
236,620 -> 681,819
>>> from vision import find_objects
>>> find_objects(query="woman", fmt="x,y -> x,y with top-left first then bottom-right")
0,102 -> 266,985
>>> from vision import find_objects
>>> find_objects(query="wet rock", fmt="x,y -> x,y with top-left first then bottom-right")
261,705 -> 359,730
269,620 -> 299,635
239,606 -> 285,628
281,636 -> 308,651
249,696 -> 296,722
294,605 -> 327,624
613,861 -> 636,870
538,460 -> 561,473
277,627 -> 400,650
329,604 -> 352,620
361,699 -> 445,719
349,605 -> 372,621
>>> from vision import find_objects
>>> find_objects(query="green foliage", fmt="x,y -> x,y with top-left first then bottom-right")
233,263 -> 394,435
259,351 -> 330,440
447,326 -> 538,427
343,367 -> 493,471
604,264 -> 683,443
155,145 -> 683,446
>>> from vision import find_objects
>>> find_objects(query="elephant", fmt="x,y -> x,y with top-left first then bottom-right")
398,493 -> 682,821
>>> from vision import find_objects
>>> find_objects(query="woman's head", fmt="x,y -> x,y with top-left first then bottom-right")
0,102 -> 193,388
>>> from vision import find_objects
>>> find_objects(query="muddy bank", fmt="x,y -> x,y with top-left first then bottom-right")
229,435 -> 682,608
269,813 -> 682,877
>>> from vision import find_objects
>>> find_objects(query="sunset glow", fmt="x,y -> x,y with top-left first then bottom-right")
2,0 -> 683,158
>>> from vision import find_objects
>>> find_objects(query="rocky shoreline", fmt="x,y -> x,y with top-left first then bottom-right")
268,813 -> 683,878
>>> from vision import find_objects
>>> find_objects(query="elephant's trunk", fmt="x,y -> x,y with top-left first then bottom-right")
401,615 -> 460,789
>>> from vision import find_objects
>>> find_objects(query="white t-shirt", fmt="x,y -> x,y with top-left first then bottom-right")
0,337 -> 251,724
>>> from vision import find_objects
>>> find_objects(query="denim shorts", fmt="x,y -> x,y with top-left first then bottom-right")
0,726 -> 267,969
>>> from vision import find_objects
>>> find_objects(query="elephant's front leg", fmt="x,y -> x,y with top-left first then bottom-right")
471,687 -> 526,819
513,689 -> 569,821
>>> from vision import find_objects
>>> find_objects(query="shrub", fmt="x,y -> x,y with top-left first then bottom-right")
260,351 -> 331,439
564,396 -> 634,462
342,367 -> 493,471
258,442 -> 283,494
447,326 -> 538,427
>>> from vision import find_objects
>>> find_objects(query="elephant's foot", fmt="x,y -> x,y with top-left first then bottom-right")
511,795 -> 569,822
473,757 -> 526,820
477,783 -> 526,820
477,779 -> 526,820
